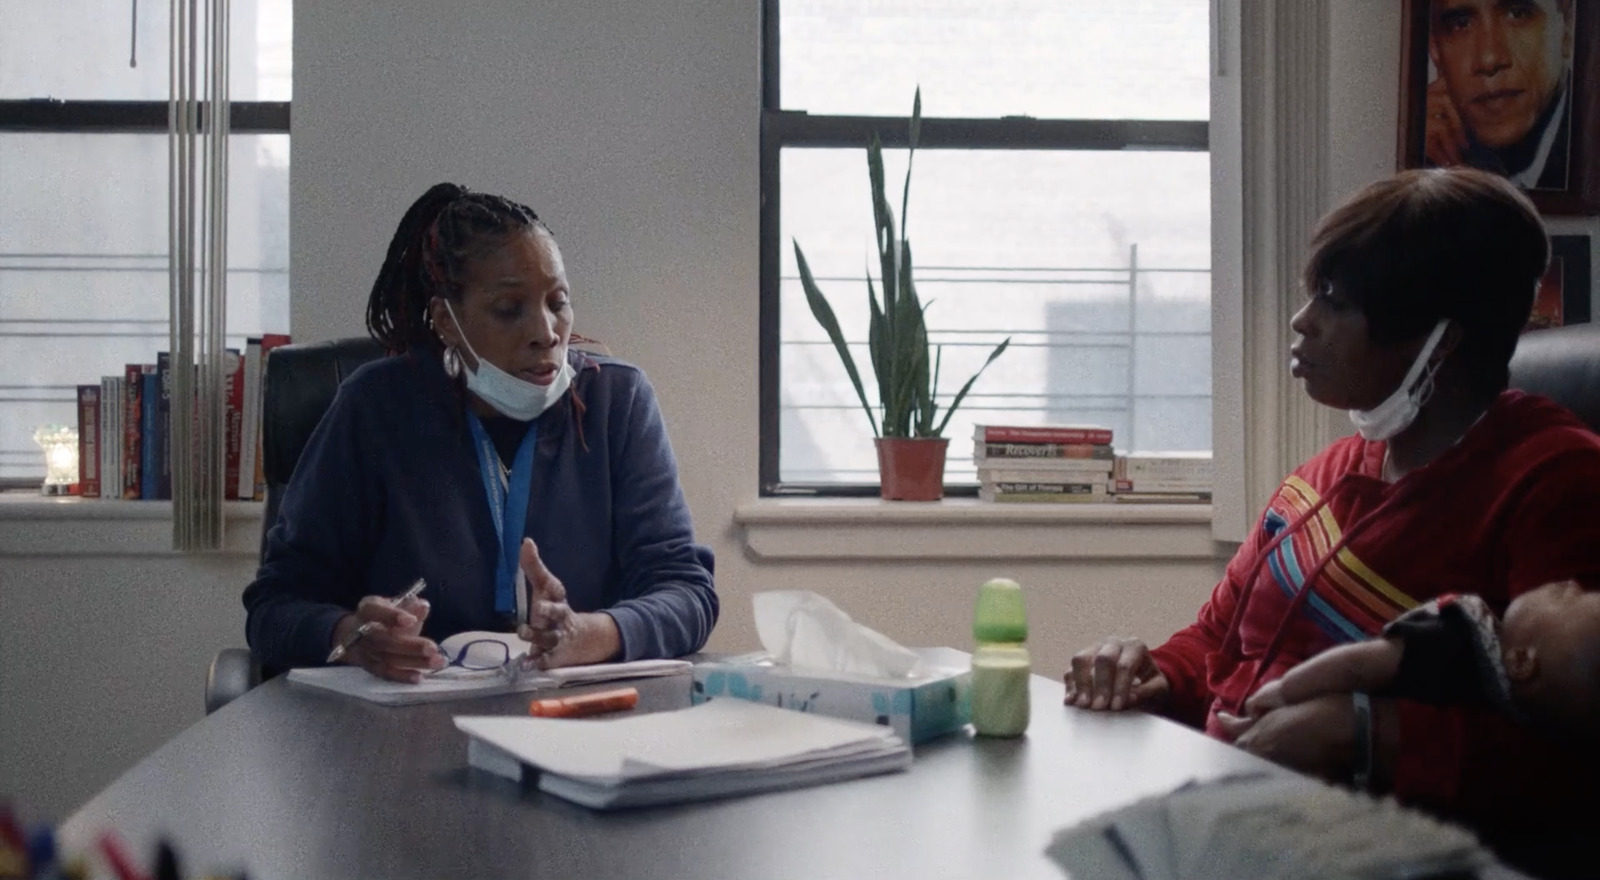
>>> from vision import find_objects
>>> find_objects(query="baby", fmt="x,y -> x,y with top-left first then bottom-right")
1246,580 -> 1600,736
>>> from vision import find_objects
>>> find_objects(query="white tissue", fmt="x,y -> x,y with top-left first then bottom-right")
752,591 -> 921,679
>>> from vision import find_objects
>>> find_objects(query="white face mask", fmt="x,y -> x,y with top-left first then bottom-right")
1347,319 -> 1450,442
443,300 -> 573,421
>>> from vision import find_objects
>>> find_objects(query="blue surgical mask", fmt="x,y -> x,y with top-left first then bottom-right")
1347,319 -> 1449,442
443,300 -> 573,421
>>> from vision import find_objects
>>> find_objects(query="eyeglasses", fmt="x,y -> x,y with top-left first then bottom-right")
428,638 -> 515,680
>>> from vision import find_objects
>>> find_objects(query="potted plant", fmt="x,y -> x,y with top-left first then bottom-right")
793,90 -> 1010,501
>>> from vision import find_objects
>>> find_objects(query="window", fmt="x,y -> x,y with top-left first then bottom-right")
0,0 -> 291,486
761,0 -> 1211,494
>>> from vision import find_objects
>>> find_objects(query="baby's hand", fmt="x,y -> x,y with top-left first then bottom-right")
1213,710 -> 1256,743
1244,679 -> 1288,718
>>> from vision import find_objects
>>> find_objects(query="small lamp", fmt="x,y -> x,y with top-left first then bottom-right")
33,424 -> 79,496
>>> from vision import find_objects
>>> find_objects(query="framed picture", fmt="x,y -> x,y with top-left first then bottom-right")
1526,234 -> 1593,330
1399,0 -> 1600,215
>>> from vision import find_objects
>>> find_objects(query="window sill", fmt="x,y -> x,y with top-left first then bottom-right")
734,497 -> 1218,561
0,494 -> 264,557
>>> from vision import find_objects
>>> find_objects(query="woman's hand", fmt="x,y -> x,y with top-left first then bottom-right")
516,537 -> 621,669
1217,694 -> 1355,783
1064,637 -> 1170,712
332,594 -> 443,683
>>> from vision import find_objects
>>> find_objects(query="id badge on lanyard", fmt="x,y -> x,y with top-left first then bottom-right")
467,412 -> 538,618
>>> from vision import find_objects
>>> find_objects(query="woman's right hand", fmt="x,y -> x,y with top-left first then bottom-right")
1064,637 -> 1170,712
331,595 -> 444,683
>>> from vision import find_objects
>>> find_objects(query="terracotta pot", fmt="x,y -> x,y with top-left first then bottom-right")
875,437 -> 950,501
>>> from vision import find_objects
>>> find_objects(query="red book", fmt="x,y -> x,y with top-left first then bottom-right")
77,385 -> 101,497
224,349 -> 244,500
975,424 -> 1114,445
123,364 -> 143,499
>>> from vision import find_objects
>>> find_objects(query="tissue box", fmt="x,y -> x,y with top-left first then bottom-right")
691,647 -> 971,744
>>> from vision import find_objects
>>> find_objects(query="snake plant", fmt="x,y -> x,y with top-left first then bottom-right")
794,89 -> 1011,439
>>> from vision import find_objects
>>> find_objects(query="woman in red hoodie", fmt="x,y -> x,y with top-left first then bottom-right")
1064,168 -> 1600,866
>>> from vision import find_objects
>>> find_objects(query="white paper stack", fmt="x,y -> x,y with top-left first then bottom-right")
1046,773 -> 1491,880
455,698 -> 912,809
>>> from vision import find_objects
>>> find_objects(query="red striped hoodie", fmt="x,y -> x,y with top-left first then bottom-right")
1151,390 -> 1600,835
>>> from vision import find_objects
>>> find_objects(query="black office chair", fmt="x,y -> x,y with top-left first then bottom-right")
1484,324 -> 1600,880
1507,322 -> 1600,432
205,336 -> 388,714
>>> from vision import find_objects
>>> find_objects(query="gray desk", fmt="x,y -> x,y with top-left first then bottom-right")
56,673 -> 1296,879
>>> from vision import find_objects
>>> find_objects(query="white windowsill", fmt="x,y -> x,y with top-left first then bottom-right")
0,494 -> 264,557
1,494 -> 1223,561
734,497 -> 1219,561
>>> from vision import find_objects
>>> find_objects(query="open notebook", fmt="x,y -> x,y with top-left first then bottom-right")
286,631 -> 690,706
456,698 -> 912,809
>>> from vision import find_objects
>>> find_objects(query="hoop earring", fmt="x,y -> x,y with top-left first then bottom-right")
443,345 -> 463,380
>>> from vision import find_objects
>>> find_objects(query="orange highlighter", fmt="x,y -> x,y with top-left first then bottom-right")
529,686 -> 640,718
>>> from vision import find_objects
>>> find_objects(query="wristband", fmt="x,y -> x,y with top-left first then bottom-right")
1351,690 -> 1374,792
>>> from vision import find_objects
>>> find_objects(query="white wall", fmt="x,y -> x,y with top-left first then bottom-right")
0,508 -> 260,822
4,0 -> 1516,824
1328,1 -> 1402,205
0,555 -> 253,804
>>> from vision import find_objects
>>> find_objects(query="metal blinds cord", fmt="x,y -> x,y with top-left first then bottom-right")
170,0 -> 230,551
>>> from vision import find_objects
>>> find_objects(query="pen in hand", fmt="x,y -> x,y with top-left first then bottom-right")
326,578 -> 428,664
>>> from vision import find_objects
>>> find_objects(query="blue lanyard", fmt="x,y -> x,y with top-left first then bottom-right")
466,412 -> 538,616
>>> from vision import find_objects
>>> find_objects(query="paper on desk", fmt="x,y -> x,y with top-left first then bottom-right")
1045,773 -> 1490,880
286,632 -> 689,706
455,697 -> 904,783
439,632 -> 689,689
753,590 -> 920,678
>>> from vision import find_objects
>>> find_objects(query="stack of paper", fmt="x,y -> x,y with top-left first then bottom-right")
455,698 -> 912,809
1046,773 -> 1491,880
287,632 -> 689,705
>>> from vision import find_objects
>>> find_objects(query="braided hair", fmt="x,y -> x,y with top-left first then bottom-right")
365,183 -> 547,354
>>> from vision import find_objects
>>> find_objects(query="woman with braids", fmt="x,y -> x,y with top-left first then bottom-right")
243,183 -> 717,680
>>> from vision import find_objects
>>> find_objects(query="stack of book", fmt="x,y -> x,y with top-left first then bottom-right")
973,424 -> 1115,503
456,698 -> 912,810
1112,452 -> 1212,503
74,334 -> 291,501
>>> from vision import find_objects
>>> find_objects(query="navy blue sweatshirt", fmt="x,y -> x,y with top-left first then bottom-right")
242,347 -> 717,670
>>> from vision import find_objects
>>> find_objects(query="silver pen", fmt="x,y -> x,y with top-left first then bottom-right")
326,578 -> 428,664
